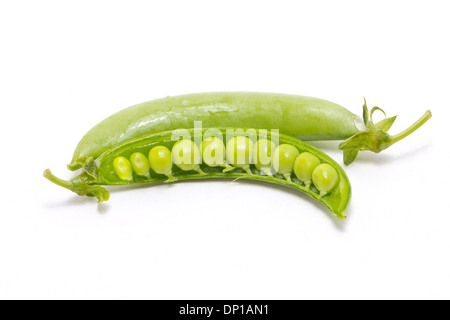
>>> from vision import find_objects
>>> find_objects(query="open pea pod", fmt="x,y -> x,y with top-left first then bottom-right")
44,128 -> 351,219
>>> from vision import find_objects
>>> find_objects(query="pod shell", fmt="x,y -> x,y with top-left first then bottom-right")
94,128 -> 351,219
69,92 -> 360,170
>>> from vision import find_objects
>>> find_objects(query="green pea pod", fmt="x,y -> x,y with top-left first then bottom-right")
44,128 -> 351,219
67,92 -> 431,170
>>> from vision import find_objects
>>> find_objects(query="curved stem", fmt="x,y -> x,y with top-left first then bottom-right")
222,165 -> 236,173
283,173 -> 292,182
44,169 -> 110,202
389,110 -> 432,144
194,166 -> 205,175
260,167 -> 274,176
339,109 -> 432,162
164,172 -> 176,182
242,165 -> 253,175
43,169 -> 74,191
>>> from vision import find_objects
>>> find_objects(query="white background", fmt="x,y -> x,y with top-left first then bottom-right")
0,1 -> 448,300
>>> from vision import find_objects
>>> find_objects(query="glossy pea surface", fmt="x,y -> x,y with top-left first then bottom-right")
130,152 -> 150,177
273,144 -> 300,180
253,139 -> 275,173
226,136 -> 253,168
312,163 -> 339,197
113,156 -> 133,181
201,136 -> 226,167
294,152 -> 321,187
149,146 -> 173,176
172,139 -> 201,171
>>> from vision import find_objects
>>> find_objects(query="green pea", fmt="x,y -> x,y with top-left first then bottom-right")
312,163 -> 339,198
201,136 -> 226,167
130,152 -> 150,178
272,144 -> 300,181
225,136 -> 254,174
294,152 -> 321,188
148,146 -> 174,181
172,139 -> 204,173
113,156 -> 133,181
253,139 -> 275,176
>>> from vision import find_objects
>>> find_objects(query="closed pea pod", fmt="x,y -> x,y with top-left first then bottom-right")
66,92 -> 431,170
273,144 -> 300,182
294,152 -> 321,189
312,163 -> 339,198
149,146 -> 174,181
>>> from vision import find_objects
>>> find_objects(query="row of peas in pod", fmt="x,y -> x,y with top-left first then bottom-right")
112,136 -> 339,198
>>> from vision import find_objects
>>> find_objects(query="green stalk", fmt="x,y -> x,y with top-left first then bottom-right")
339,107 -> 432,163
44,169 -> 110,202
389,110 -> 432,144
43,169 -> 75,190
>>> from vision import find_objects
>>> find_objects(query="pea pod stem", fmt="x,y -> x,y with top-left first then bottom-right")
389,110 -> 432,145
43,169 -> 73,190
338,106 -> 432,162
43,169 -> 110,202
